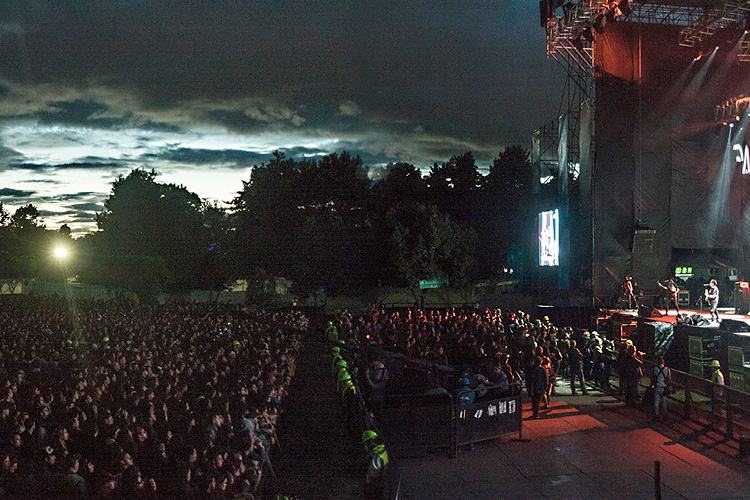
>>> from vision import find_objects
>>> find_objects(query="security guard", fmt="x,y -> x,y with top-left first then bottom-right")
362,430 -> 388,499
325,321 -> 339,342
710,359 -> 724,385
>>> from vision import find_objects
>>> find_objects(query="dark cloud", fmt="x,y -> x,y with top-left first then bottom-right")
38,209 -> 76,217
0,2 -> 564,148
0,145 -> 22,159
68,202 -> 103,212
153,146 -> 335,167
18,179 -> 61,184
33,99 -> 134,129
155,148 -> 270,167
0,187 -> 35,197
47,192 -> 97,202
9,161 -> 124,172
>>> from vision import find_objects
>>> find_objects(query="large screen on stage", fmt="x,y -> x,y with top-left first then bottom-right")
539,209 -> 559,266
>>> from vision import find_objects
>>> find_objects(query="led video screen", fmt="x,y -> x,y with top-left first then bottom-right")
539,209 -> 559,266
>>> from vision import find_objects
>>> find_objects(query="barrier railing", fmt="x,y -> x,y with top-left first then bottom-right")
377,392 -> 454,457
640,359 -> 750,440
453,394 -> 523,456
376,390 -> 524,459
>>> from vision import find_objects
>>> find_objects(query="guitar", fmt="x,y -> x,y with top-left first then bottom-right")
657,281 -> 679,300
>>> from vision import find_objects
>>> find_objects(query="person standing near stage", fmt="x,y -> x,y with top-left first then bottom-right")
622,276 -> 637,309
527,356 -> 548,419
651,356 -> 672,419
621,344 -> 643,406
658,279 -> 680,315
568,340 -> 587,396
706,279 -> 720,323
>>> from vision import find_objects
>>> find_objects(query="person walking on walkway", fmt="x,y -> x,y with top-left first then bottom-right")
651,356 -> 671,419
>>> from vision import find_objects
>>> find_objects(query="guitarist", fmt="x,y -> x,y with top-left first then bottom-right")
622,275 -> 637,309
657,278 -> 680,315
705,278 -> 720,322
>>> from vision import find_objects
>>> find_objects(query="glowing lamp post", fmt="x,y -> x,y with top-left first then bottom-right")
54,246 -> 69,260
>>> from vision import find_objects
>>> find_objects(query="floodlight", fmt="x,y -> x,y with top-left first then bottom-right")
54,247 -> 69,259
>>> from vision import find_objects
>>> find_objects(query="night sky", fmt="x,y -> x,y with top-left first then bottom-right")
0,1 -> 566,234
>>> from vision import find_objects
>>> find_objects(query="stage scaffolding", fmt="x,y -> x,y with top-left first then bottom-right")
534,0 -> 735,296
535,0 -> 709,176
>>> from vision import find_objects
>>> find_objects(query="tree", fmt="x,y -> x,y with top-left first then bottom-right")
485,145 -> 532,199
372,162 -> 426,212
11,204 -> 45,230
388,204 -> 477,290
197,201 -> 236,302
426,152 -> 482,226
232,151 -> 376,296
0,204 -> 50,285
0,202 -> 9,227
91,168 -> 206,296
476,145 -> 533,278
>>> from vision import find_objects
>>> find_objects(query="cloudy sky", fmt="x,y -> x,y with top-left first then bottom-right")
0,1 -> 566,235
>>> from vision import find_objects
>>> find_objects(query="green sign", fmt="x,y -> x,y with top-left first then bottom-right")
675,266 -> 693,276
419,277 -> 448,289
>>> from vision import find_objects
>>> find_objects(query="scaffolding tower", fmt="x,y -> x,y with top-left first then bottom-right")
535,0 -> 710,185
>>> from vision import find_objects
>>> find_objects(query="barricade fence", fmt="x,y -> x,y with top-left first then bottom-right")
639,359 -> 750,440
376,391 -> 523,459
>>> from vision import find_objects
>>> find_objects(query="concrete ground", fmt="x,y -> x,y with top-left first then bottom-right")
265,336 -> 750,500
390,382 -> 750,500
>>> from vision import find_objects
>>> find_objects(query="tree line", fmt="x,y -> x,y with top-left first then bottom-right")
0,146 -> 535,298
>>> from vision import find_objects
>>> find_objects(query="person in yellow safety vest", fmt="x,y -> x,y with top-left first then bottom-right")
362,430 -> 388,498
325,321 -> 338,342
337,370 -> 351,392
334,358 -> 347,374
342,380 -> 356,397
710,359 -> 724,385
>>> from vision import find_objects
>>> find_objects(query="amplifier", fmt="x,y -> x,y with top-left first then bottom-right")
729,371 -> 745,392
690,358 -> 714,379
688,335 -> 720,359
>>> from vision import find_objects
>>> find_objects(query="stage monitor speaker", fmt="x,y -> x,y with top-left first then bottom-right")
719,319 -> 750,333
639,304 -> 662,318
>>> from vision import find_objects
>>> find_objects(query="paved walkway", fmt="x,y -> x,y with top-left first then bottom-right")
263,336 -> 364,499
390,382 -> 750,500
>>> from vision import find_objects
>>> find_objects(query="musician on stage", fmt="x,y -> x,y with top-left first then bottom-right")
657,278 -> 680,315
706,279 -> 720,322
621,275 -> 637,309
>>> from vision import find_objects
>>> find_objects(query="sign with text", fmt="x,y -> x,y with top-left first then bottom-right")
455,395 -> 522,446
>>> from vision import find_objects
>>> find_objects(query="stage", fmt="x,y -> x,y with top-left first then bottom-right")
607,308 -> 750,327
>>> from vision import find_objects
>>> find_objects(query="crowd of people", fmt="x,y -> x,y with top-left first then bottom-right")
331,307 -> 648,412
0,296 -> 305,499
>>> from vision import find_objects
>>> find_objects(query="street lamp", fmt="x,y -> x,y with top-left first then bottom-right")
54,246 -> 69,260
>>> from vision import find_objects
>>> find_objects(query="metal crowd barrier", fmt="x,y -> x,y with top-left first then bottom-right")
376,390 -> 524,459
640,359 -> 750,440
452,393 -> 523,457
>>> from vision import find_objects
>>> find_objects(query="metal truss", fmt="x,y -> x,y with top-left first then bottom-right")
678,1 -> 750,47
739,39 -> 750,59
629,2 -> 709,26
545,1 -> 708,97
715,95 -> 750,121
